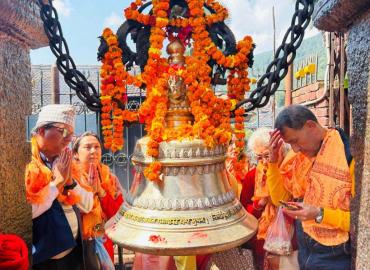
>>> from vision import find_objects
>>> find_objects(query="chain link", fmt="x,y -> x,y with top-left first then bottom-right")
37,0 -> 101,111
235,0 -> 314,113
37,0 -> 314,115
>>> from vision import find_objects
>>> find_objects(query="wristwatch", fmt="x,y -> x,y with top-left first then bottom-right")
315,207 -> 324,224
64,179 -> 77,190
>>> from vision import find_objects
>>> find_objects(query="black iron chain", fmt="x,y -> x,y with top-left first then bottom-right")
37,0 -> 313,114
37,0 -> 101,112
235,0 -> 314,113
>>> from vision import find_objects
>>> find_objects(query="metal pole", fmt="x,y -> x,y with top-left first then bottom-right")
272,6 -> 276,121
40,69 -> 44,107
339,33 -> 345,128
315,53 -> 319,83
118,246 -> 124,270
328,33 -> 335,127
305,58 -> 308,86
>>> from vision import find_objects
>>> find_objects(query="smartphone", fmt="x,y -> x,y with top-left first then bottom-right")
279,200 -> 302,210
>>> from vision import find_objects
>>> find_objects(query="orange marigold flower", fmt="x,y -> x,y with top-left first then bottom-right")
235,140 -> 245,149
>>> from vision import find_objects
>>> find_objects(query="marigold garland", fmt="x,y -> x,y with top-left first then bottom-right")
234,108 -> 246,150
100,0 -> 254,182
144,161 -> 162,182
100,28 -> 141,152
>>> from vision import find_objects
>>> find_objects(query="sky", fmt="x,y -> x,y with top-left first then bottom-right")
30,0 -> 319,65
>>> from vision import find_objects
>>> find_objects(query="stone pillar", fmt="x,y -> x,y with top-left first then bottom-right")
313,1 -> 370,269
0,0 -> 48,244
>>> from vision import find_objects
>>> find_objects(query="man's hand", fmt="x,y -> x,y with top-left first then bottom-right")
269,129 -> 284,163
282,202 -> 320,221
52,148 -> 73,188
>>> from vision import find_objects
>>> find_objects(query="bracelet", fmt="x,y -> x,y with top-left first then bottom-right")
64,179 -> 77,190
315,207 -> 324,224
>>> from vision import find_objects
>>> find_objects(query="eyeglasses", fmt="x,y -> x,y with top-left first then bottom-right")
44,124 -> 73,138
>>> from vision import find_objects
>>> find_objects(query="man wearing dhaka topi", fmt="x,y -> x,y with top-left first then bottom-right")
25,104 -> 93,270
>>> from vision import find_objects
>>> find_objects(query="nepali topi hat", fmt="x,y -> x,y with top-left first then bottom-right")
34,104 -> 76,130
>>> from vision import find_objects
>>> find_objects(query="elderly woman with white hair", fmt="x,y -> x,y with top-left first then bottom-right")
240,127 -> 293,270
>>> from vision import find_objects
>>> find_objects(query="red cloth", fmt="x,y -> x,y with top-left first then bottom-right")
100,193 -> 124,220
239,168 -> 266,269
240,167 -> 263,218
132,253 -> 177,270
0,234 -> 29,270
100,193 -> 124,262
196,255 -> 211,270
103,237 -> 115,262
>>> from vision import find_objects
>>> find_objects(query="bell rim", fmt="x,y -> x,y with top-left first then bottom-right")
106,211 -> 258,256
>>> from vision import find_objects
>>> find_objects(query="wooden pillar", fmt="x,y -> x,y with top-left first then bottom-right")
285,62 -> 293,105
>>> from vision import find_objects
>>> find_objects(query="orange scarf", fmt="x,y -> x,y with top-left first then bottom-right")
225,156 -> 248,198
278,129 -> 351,245
25,137 -> 80,205
72,162 -> 118,239
279,150 -> 314,199
253,162 -> 276,239
302,129 -> 351,246
253,162 -> 269,199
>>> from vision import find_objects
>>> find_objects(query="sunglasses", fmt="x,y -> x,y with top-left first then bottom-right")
44,124 -> 73,138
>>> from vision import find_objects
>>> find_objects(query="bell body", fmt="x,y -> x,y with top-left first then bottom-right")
106,137 -> 258,255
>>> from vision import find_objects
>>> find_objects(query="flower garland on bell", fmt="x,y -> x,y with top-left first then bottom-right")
144,161 -> 162,182
234,108 -> 246,150
139,0 -> 170,163
180,0 -> 254,150
168,0 -> 228,28
100,28 -> 141,152
100,0 -> 254,182
125,0 -> 228,28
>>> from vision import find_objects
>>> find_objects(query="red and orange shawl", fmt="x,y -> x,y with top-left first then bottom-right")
71,162 -> 122,239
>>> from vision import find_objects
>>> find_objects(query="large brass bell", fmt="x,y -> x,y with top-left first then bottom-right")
105,40 -> 258,255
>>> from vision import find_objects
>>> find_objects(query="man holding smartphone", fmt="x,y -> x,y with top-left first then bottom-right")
267,105 -> 353,270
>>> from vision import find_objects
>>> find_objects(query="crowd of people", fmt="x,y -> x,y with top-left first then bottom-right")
24,104 -> 124,270
238,105 -> 352,270
0,103 -> 353,270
